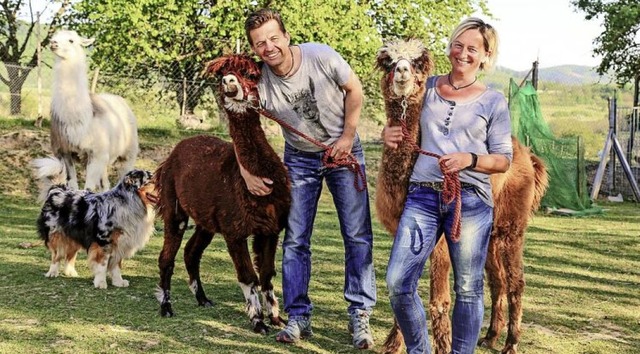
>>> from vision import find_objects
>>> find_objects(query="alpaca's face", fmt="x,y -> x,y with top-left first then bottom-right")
205,55 -> 261,113
376,39 -> 433,99
50,30 -> 95,61
390,59 -> 416,97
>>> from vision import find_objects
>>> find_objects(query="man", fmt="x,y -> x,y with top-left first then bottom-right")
242,8 -> 376,349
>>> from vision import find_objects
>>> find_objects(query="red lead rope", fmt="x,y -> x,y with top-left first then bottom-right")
255,107 -> 367,192
399,113 -> 463,243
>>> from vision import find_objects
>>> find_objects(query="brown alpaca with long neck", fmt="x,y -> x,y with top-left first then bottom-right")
375,40 -> 549,354
375,39 -> 433,236
154,54 -> 290,334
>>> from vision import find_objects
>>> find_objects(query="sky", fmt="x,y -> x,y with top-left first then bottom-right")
478,0 -> 604,71
27,0 -> 603,71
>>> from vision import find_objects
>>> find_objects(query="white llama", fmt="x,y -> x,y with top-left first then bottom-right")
48,30 -> 138,191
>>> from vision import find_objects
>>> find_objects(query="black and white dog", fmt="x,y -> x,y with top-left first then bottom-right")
32,157 -> 157,289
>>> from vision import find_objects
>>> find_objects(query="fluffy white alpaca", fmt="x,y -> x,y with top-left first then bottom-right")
49,30 -> 139,191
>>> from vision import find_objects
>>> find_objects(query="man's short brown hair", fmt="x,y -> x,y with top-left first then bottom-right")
245,8 -> 287,45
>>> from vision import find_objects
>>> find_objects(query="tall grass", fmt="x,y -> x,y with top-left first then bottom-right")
0,121 -> 638,353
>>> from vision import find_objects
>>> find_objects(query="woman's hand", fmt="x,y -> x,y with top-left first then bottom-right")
440,153 -> 510,174
382,124 -> 404,149
439,152 -> 473,173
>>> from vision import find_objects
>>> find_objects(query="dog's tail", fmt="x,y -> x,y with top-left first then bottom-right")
31,157 -> 67,202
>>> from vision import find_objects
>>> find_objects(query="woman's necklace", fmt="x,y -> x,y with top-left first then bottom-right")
276,47 -> 295,78
447,73 -> 477,90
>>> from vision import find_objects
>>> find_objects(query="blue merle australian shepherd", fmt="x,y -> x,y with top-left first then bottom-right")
32,157 -> 157,289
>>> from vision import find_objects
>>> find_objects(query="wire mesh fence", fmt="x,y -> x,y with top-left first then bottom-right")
1,57 -> 229,132
1,62 -> 47,118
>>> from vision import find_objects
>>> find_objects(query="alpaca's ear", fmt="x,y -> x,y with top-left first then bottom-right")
203,56 -> 227,78
244,56 -> 261,79
417,50 -> 434,76
375,48 -> 392,72
81,37 -> 95,47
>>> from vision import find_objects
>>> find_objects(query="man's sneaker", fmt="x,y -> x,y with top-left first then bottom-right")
348,309 -> 374,349
275,318 -> 313,343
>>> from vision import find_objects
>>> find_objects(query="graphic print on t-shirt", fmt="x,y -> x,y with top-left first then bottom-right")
282,77 -> 331,141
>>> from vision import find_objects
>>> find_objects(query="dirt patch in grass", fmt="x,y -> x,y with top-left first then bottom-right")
0,129 -> 50,198
0,127 -> 177,199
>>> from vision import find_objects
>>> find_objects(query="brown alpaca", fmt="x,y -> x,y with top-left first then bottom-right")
375,40 -> 549,354
154,54 -> 290,334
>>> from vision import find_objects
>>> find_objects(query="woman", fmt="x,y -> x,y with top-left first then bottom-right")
383,17 -> 513,354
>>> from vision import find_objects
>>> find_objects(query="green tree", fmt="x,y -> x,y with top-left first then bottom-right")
0,0 -> 71,115
70,0 -> 381,117
71,0 -> 250,117
572,0 -> 640,89
259,0 -> 380,95
363,0 -> 490,74
70,0 -> 487,119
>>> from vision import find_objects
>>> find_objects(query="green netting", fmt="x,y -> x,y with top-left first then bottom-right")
508,79 -> 602,216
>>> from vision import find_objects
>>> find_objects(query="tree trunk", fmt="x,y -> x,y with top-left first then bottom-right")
174,79 -> 205,116
5,64 -> 32,116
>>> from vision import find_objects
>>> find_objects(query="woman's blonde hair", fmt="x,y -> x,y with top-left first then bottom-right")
445,17 -> 499,71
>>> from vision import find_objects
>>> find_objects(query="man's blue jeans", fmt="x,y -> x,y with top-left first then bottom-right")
386,183 -> 493,354
282,140 -> 376,320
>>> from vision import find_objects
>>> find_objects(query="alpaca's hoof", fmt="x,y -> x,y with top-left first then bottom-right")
501,344 -> 518,354
45,271 -> 59,278
253,321 -> 269,335
477,337 -> 495,349
160,304 -> 175,317
269,315 -> 286,327
198,299 -> 214,308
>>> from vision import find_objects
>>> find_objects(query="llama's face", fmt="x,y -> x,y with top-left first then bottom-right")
376,39 -> 433,99
204,55 -> 261,113
50,30 -> 95,61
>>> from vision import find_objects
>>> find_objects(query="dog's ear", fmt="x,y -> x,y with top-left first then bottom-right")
123,174 -> 136,189
123,170 -> 146,190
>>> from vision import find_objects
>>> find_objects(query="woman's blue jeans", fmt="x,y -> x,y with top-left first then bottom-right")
282,141 -> 376,320
386,183 -> 493,354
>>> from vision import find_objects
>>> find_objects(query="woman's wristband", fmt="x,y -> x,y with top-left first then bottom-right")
468,152 -> 478,169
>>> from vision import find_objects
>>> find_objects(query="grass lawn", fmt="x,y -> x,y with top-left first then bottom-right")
0,119 -> 638,353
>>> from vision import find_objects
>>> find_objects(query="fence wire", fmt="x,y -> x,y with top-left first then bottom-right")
603,105 -> 640,200
1,56 -> 229,134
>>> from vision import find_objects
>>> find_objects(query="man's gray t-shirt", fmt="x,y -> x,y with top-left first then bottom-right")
258,43 -> 351,152
410,76 -> 513,207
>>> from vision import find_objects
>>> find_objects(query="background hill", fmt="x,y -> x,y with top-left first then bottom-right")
484,64 -> 613,91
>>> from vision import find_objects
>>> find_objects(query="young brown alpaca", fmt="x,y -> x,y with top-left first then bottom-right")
375,39 -> 433,237
154,54 -> 290,334
375,40 -> 549,354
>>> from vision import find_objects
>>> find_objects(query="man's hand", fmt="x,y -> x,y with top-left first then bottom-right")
239,161 -> 273,196
330,134 -> 354,159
